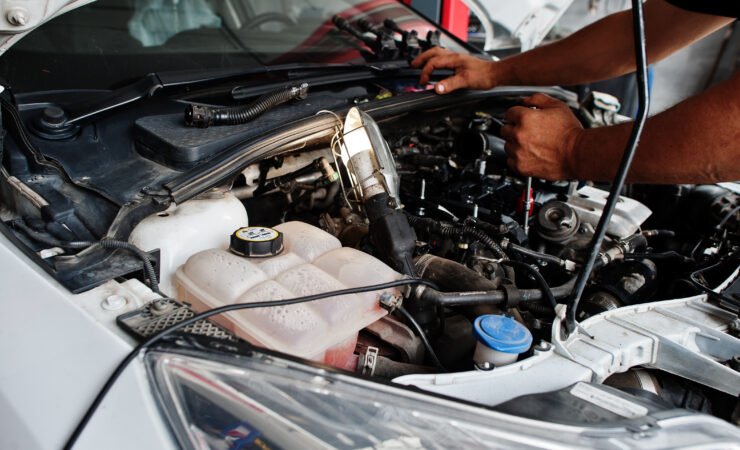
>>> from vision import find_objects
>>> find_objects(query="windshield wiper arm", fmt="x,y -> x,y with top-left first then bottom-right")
230,61 -> 426,100
65,73 -> 163,126
60,64 -> 369,127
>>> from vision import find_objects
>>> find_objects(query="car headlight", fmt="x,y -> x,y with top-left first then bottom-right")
145,346 -> 740,449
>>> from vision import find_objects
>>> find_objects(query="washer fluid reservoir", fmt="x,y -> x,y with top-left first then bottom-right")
174,221 -> 402,370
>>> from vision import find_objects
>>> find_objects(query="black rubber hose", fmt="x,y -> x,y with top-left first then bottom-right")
10,220 -> 160,293
184,83 -> 308,128
642,229 -> 676,239
406,215 -> 507,259
624,251 -> 689,261
397,305 -> 447,371
592,232 -> 650,271
419,276 -> 576,307
505,242 -> 566,268
520,301 -> 555,316
500,260 -> 557,310
621,233 -> 648,252
415,255 -> 556,310
452,225 -> 507,259
415,254 -> 503,291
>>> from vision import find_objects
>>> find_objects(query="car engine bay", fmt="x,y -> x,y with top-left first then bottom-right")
1,73 -> 740,429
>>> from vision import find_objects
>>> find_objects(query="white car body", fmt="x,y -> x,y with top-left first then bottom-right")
1,1 -> 740,449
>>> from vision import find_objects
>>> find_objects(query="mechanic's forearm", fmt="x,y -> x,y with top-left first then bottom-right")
569,72 -> 740,184
493,0 -> 731,87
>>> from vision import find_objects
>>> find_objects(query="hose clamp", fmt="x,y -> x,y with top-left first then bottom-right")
503,284 -> 521,309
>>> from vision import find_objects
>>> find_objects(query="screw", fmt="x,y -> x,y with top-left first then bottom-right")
151,299 -> 170,312
730,355 -> 740,372
6,8 -> 28,26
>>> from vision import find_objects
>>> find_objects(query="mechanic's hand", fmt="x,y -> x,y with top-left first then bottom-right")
500,93 -> 583,180
411,47 -> 497,94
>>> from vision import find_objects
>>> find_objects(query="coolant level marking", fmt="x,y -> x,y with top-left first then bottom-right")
570,382 -> 648,419
235,227 -> 279,242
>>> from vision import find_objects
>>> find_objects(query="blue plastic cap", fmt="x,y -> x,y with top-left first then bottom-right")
473,315 -> 532,354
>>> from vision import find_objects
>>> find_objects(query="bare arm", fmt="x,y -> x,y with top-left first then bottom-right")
503,71 -> 740,184
412,0 -> 732,93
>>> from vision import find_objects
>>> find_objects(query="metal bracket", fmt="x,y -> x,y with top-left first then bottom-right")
361,346 -> 379,376
379,291 -> 403,312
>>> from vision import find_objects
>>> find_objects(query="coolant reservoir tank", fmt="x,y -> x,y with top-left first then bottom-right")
174,221 -> 402,369
473,315 -> 532,369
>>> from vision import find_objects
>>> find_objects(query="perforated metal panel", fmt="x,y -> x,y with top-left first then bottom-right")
117,298 -> 238,341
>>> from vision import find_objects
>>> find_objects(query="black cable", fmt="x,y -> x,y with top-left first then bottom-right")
505,242 -> 566,268
623,251 -> 690,262
445,224 -> 507,259
184,83 -> 308,128
500,260 -> 557,310
520,301 -> 555,316
716,204 -> 740,230
396,305 -> 447,372
63,278 -> 438,450
10,219 -> 92,248
566,0 -> 650,336
406,214 -> 507,259
97,240 -> 160,294
11,220 -> 161,295
688,259 -> 740,307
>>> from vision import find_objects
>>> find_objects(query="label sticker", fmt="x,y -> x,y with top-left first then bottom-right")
236,227 -> 278,242
570,382 -> 649,419
220,421 -> 264,449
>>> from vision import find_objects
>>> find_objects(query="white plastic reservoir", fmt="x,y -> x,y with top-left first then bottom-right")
129,192 -> 248,296
174,221 -> 402,369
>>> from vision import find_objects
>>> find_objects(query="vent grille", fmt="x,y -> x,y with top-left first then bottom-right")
118,298 -> 238,342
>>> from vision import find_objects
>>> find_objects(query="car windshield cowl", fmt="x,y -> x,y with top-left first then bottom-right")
0,0 -> 471,93
27,60 -> 445,127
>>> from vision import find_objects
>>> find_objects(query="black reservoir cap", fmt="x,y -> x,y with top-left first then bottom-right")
230,226 -> 284,258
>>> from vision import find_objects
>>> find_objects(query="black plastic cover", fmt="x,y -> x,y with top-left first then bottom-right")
134,87 -> 367,169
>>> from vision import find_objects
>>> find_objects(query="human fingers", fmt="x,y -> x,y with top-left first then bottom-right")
410,47 -> 448,68
504,142 -> 522,173
522,93 -> 563,109
418,54 -> 460,86
500,123 -> 515,142
506,156 -> 518,173
504,105 -> 532,124
435,72 -> 470,94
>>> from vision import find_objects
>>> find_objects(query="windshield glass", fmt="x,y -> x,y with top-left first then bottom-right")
0,0 -> 469,92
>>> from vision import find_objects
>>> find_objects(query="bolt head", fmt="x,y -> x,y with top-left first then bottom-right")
6,8 -> 29,26
151,299 -> 170,312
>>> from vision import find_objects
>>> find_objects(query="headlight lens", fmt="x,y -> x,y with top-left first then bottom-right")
145,347 -> 740,449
